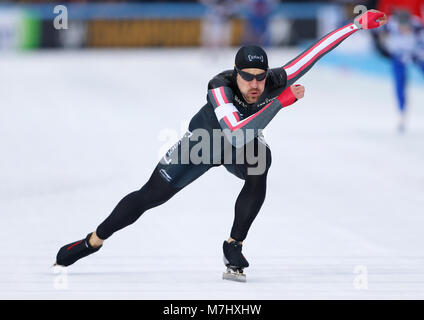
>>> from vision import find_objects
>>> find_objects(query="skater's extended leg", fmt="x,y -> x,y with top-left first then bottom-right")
96,130 -> 217,240
55,131 -> 216,266
55,168 -> 181,266
95,167 -> 182,240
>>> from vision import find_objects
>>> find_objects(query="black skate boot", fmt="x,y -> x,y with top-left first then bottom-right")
55,233 -> 102,267
222,240 -> 249,282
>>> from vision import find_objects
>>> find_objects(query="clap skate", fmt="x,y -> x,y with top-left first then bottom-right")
54,233 -> 102,267
222,240 -> 249,282
223,263 -> 247,282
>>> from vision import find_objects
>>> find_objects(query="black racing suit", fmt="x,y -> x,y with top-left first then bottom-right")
96,22 -> 361,241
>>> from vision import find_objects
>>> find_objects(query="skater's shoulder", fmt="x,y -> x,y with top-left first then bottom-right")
208,69 -> 235,90
266,67 -> 287,89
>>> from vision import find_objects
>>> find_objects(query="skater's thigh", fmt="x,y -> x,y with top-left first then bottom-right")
223,136 -> 272,180
155,161 -> 215,189
156,131 -> 218,189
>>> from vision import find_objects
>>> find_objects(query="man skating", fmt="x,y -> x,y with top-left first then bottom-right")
55,9 -> 387,282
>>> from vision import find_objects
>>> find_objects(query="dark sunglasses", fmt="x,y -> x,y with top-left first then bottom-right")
235,68 -> 267,81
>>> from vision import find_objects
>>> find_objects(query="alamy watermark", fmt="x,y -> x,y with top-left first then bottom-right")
53,5 -> 68,30
353,265 -> 368,290
157,124 -> 269,176
53,265 -> 68,290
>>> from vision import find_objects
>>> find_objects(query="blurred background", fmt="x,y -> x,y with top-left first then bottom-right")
0,0 -> 391,49
1,1 -> 423,97
1,0 -> 424,299
0,1 -> 421,48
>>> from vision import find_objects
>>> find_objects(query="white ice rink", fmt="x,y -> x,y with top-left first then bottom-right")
1,47 -> 424,299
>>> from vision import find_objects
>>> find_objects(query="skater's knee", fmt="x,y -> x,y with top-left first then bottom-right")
242,148 -> 271,179
124,190 -> 149,212
245,161 -> 269,186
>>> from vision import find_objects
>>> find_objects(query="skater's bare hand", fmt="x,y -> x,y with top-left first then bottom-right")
290,84 -> 305,100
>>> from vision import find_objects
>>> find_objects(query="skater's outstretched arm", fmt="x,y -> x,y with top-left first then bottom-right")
208,84 -> 304,148
284,9 -> 387,87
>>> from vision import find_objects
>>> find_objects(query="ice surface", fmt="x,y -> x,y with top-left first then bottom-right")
0,48 -> 423,299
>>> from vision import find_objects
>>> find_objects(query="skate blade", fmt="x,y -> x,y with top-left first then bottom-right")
222,270 -> 247,283
52,263 -> 65,268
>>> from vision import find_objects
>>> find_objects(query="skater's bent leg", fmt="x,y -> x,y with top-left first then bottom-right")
95,167 -> 182,240
230,170 -> 269,241
230,143 -> 272,242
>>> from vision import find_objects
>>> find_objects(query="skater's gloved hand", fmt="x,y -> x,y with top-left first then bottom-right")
354,9 -> 387,30
277,84 -> 305,108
